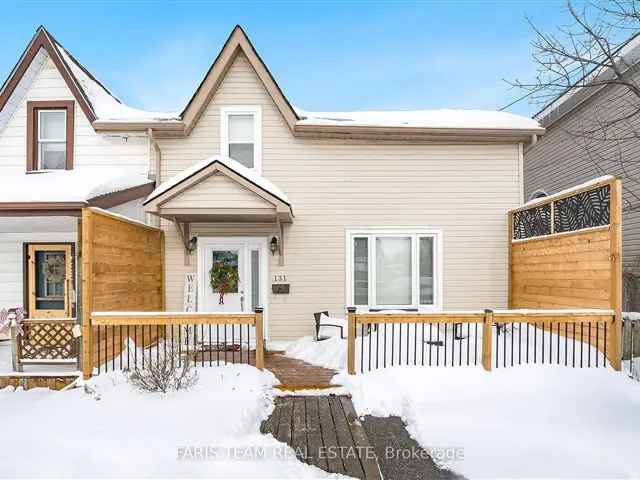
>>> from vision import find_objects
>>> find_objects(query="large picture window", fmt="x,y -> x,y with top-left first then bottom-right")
347,230 -> 441,310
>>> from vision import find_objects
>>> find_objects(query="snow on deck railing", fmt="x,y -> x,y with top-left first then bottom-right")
345,308 -> 617,374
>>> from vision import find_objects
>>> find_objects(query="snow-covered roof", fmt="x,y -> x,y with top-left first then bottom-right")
295,107 -> 541,130
145,155 -> 290,206
52,41 -> 180,122
0,168 -> 153,204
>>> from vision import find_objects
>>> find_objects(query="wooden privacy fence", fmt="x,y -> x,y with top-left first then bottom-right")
80,207 -> 165,378
346,308 -> 615,374
508,176 -> 623,370
89,309 -> 264,372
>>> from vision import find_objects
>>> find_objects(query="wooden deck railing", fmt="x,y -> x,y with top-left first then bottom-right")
346,308 -> 616,374
84,308 -> 264,377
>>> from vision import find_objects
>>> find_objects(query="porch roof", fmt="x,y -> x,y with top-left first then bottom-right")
144,155 -> 294,223
0,168 -> 154,216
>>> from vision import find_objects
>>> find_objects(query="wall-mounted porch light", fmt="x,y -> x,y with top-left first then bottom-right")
270,236 -> 279,255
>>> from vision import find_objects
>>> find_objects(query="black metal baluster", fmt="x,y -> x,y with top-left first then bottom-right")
503,323 -> 507,368
526,323 -> 530,363
156,325 -> 159,366
572,323 -> 576,367
630,321 -> 635,375
444,324 -> 448,368
202,324 -> 206,367
592,324 -> 596,370
126,325 -> 130,370
541,322 -> 545,365
557,322 -> 560,365
430,323 -> 434,366
376,322 -> 380,370
565,323 -> 568,366
436,323 -> 440,366
518,322 -> 522,365
511,323 -> 514,367
111,326 -> 115,370
548,323 -> 552,364
391,323 -> 395,367
604,321 -> 607,368
209,324 -> 212,366
97,326 -> 101,374
495,324 -> 499,369
474,323 -> 478,366
361,323 -> 365,373
369,323 -> 373,371
580,323 -> 584,368
185,325 -> 189,367
534,324 -> 537,363
422,323 -> 425,366
406,322 -> 410,365
587,322 -> 591,368
171,326 -> 174,369
399,324 -> 403,365
216,325 -> 220,366
135,326 -> 139,369
384,323 -> 387,369
224,325 -> 227,364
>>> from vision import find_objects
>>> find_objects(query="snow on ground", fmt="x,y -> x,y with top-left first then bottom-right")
0,365 -> 342,479
289,325 -> 640,477
335,366 -> 640,479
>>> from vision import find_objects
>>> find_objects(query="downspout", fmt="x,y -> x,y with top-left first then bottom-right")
148,128 -> 162,187
148,129 -> 162,227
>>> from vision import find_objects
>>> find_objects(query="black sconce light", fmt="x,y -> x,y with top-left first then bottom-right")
188,236 -> 198,251
269,236 -> 279,255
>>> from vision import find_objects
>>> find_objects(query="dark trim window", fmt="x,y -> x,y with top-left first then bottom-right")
27,100 -> 74,171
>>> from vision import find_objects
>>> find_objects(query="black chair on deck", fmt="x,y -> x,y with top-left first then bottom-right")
313,311 -> 345,341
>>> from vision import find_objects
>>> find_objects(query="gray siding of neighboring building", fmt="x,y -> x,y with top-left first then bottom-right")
524,73 -> 640,309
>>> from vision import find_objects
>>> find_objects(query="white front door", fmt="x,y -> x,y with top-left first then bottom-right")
197,237 -> 267,317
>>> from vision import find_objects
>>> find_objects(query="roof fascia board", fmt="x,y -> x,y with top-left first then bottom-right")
180,26 -> 298,135
0,28 -> 97,123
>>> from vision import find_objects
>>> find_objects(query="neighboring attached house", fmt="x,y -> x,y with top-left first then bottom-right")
0,25 -> 544,341
523,36 -> 640,310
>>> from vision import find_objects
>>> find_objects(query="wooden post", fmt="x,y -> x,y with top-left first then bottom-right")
482,309 -> 493,371
609,178 -> 623,371
254,307 -> 264,370
81,209 -> 94,379
10,321 -> 22,372
507,212 -> 513,309
347,307 -> 356,374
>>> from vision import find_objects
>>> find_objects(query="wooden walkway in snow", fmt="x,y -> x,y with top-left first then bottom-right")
261,395 -> 382,480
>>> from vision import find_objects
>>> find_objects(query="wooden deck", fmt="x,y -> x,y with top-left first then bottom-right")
261,395 -> 382,480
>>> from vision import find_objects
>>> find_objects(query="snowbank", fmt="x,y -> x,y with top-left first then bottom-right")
336,366 -> 640,478
0,365 -> 338,478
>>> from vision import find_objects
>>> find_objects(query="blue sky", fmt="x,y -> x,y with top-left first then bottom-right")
0,1 -> 575,117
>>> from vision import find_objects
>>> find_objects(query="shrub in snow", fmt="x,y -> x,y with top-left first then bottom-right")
128,343 -> 198,393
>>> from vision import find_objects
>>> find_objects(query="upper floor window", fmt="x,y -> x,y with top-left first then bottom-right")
27,101 -> 74,171
220,106 -> 262,171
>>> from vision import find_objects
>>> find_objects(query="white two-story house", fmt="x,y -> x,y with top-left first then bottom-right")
0,25 -> 543,341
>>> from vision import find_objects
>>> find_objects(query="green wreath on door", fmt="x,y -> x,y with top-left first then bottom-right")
209,260 -> 239,305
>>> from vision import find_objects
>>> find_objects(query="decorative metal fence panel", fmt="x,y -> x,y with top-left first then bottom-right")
553,185 -> 610,234
513,204 -> 551,240
511,179 -> 612,241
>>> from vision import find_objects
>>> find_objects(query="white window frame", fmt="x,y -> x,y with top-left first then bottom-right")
345,228 -> 443,312
220,106 -> 262,173
37,109 -> 67,170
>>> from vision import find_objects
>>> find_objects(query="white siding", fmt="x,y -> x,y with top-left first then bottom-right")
163,173 -> 274,210
158,52 -> 522,340
0,218 -> 77,317
0,49 -> 149,176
